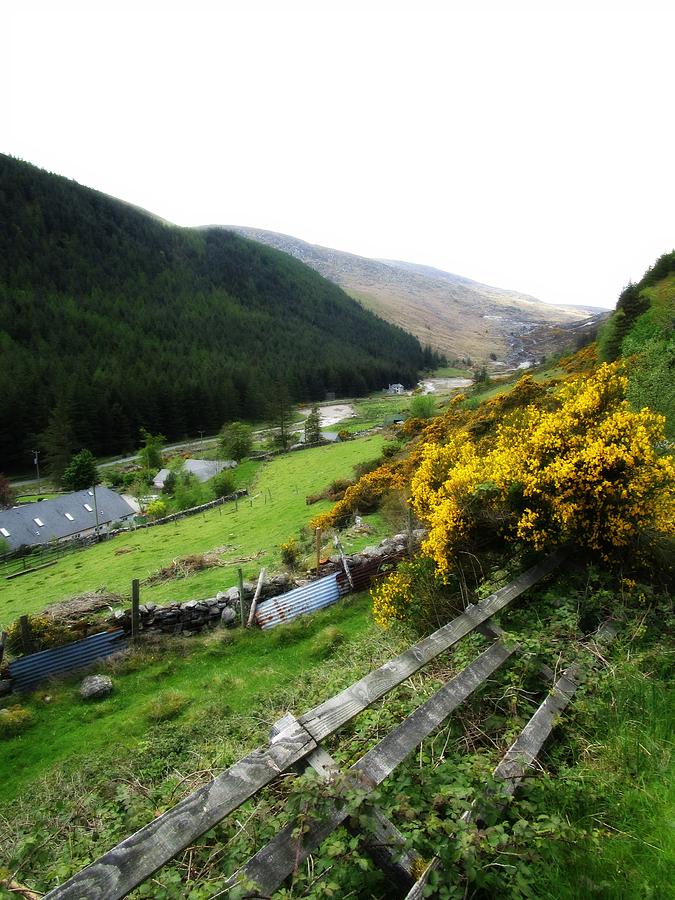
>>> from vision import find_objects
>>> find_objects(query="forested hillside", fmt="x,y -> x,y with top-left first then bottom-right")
0,156 -> 429,472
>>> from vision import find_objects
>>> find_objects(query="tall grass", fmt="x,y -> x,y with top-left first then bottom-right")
534,661 -> 674,898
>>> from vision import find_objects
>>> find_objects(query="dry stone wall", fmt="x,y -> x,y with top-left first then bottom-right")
107,531 -> 423,637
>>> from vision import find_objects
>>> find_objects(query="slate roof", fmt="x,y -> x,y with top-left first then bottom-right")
153,459 -> 235,489
0,487 -> 135,550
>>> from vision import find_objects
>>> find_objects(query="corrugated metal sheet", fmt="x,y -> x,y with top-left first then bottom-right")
256,574 -> 341,630
8,630 -> 127,691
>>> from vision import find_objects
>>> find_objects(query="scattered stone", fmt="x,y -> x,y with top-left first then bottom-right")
79,674 -> 113,699
221,607 -> 237,627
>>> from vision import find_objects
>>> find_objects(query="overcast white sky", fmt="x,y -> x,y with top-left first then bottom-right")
3,0 -> 674,309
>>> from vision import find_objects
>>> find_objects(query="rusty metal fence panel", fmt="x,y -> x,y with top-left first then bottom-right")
8,630 -> 127,691
255,574 -> 341,629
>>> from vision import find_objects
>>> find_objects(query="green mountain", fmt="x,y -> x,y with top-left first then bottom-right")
598,250 -> 675,437
0,156 -> 430,472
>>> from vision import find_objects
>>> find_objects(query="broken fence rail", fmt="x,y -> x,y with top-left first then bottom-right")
44,551 -> 565,899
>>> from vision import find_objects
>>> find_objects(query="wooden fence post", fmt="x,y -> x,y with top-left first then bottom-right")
246,568 -> 266,628
19,615 -> 32,655
0,631 -> 7,667
315,527 -> 322,576
131,580 -> 140,642
333,536 -> 354,591
238,568 -> 245,627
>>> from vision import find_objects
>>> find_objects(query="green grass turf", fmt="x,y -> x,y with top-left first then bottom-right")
0,437 -> 383,624
0,594 -> 376,804
431,366 -> 473,378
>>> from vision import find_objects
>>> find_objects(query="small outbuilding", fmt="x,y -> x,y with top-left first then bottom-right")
388,383 -> 405,395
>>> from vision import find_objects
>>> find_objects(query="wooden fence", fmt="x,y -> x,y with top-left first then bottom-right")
43,550 -> 611,899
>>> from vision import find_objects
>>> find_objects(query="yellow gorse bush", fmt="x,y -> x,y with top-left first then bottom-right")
411,363 -> 674,577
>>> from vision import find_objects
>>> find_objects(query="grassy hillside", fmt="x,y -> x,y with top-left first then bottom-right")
598,250 -> 674,436
0,261 -> 672,899
0,156 -> 426,472
0,436 -> 384,623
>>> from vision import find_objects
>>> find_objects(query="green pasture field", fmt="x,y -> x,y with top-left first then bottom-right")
0,436 -> 384,625
328,393 -> 411,433
0,593 -> 381,805
432,365 -> 473,378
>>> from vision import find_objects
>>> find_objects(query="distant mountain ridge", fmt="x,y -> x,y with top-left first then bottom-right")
0,156 -> 427,472
226,227 -> 597,361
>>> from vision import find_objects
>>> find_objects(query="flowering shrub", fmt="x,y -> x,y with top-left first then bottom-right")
6,615 -> 73,655
371,556 -> 454,629
411,363 -> 675,577
280,537 -> 301,569
310,464 -> 406,530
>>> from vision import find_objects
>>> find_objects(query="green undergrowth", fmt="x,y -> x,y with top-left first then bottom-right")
0,436 -> 383,623
0,565 -> 671,898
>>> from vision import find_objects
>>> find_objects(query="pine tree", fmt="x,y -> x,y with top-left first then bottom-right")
40,397 -> 76,483
304,405 -> 321,444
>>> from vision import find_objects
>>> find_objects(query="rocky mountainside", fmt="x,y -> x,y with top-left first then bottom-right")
225,227 -> 598,362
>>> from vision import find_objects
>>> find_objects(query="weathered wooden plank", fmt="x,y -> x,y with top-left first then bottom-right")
45,555 -> 561,899
299,552 -> 562,742
460,665 -> 579,827
351,641 -> 515,785
5,560 -> 57,579
491,666 -> 579,791
44,720 -> 316,900
360,807 -> 423,884
228,641 -> 516,895
271,715 -> 422,884
403,857 -> 441,900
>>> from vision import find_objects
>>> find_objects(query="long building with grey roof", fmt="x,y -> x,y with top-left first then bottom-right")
0,487 -> 135,551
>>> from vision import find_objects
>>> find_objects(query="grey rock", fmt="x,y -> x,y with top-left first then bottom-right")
183,600 -> 198,610
79,674 -> 113,699
221,607 -> 237,627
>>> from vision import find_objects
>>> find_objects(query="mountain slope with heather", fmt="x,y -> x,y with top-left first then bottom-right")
0,156 -> 428,472
226,226 -> 598,361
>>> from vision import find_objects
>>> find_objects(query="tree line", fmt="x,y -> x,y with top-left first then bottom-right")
0,155 -> 442,472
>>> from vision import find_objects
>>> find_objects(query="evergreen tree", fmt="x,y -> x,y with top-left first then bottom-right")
40,398 -> 76,483
0,154 -> 426,471
269,385 -> 294,451
61,449 -> 100,491
304,405 -> 322,444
